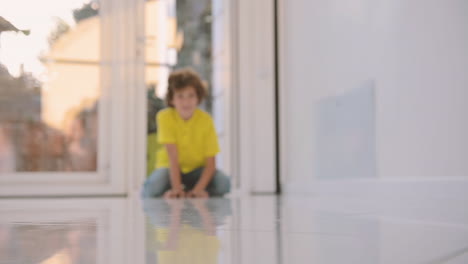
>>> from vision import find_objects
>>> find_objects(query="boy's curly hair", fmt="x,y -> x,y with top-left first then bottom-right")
166,68 -> 207,107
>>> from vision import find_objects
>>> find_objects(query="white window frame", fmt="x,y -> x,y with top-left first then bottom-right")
0,0 -> 146,197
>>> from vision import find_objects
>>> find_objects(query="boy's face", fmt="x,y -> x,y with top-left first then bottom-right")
171,86 -> 199,119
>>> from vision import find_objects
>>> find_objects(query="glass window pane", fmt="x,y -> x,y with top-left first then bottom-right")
0,0 -> 101,172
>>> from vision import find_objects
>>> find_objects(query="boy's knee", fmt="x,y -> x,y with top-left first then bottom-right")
210,171 -> 231,196
141,168 -> 170,198
142,183 -> 165,198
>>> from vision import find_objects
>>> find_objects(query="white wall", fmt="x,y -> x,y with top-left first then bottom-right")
280,0 -> 468,190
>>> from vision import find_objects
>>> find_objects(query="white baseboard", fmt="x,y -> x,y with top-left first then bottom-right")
283,177 -> 468,200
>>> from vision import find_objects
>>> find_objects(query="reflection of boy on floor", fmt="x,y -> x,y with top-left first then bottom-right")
142,69 -> 230,198
158,199 -> 219,264
143,198 -> 231,264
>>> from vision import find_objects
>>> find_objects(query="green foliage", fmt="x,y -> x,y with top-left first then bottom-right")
146,132 -> 163,177
147,86 -> 166,134
73,2 -> 99,23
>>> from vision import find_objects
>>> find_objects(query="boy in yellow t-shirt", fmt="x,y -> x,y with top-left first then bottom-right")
142,69 -> 230,198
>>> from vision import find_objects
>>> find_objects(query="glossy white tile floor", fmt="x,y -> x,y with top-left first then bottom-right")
1,193 -> 468,264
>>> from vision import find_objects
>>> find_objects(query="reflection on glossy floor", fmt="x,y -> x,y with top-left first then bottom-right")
1,193 -> 468,264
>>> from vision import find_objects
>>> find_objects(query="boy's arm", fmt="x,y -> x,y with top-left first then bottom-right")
190,199 -> 215,235
188,116 -> 219,198
162,199 -> 184,249
165,144 -> 185,198
189,156 -> 216,197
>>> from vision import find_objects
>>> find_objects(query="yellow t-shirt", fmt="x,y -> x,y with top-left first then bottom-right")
155,108 -> 220,173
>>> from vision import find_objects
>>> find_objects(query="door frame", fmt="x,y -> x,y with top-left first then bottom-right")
235,0 -> 277,194
0,0 -> 278,196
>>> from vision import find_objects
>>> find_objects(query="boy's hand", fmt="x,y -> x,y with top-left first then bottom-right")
187,189 -> 209,198
163,189 -> 186,199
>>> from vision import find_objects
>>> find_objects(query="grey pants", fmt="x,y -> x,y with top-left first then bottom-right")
141,167 -> 231,197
